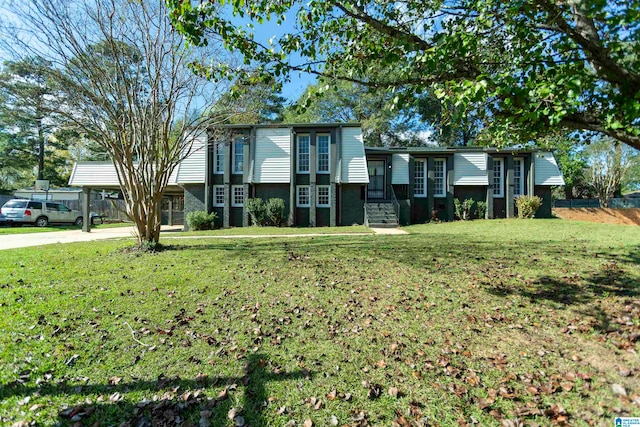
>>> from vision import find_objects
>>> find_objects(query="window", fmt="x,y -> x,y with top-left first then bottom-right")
493,158 -> 504,198
233,137 -> 244,174
46,202 -> 59,211
434,158 -> 446,197
317,185 -> 330,207
231,185 -> 244,207
414,159 -> 426,197
297,135 -> 310,173
296,185 -> 310,207
214,143 -> 224,174
514,157 -> 524,197
317,134 -> 330,173
213,185 -> 225,207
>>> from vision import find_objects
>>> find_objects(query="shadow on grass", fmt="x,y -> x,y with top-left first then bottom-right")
2,353 -> 309,426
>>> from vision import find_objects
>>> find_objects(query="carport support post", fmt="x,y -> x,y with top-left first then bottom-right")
82,187 -> 91,232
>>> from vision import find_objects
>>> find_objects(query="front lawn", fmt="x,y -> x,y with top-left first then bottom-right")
0,222 -> 132,235
178,225 -> 372,236
0,220 -> 638,426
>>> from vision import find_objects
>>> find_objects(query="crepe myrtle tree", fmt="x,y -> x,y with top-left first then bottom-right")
168,0 -> 640,150
1,0 -> 235,247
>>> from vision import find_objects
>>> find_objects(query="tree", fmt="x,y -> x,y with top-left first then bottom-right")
2,0 -> 227,247
586,138 -> 638,207
284,78 -> 430,146
168,0 -> 640,150
0,57 -> 70,187
211,78 -> 286,125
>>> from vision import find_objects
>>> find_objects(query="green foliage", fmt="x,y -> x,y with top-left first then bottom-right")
246,198 -> 286,226
284,78 -> 430,147
168,0 -> 640,150
475,201 -> 487,219
454,198 -> 475,221
245,198 -> 267,226
264,198 -> 286,226
186,210 -> 218,230
515,195 -> 543,219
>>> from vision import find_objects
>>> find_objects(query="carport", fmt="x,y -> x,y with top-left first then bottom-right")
68,161 -> 185,232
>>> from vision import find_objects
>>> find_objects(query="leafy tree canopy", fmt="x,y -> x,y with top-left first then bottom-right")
168,0 -> 640,150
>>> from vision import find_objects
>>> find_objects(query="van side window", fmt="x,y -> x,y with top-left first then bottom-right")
27,201 -> 42,209
46,202 -> 59,211
58,205 -> 70,212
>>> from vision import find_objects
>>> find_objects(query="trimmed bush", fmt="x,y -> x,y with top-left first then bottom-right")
265,198 -> 286,226
476,201 -> 487,219
515,195 -> 543,219
245,198 -> 267,226
454,198 -> 475,220
186,210 -> 218,230
245,197 -> 286,226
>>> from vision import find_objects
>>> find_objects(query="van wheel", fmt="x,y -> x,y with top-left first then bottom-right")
35,216 -> 49,227
75,217 -> 83,226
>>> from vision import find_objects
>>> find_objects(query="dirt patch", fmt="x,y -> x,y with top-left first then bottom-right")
553,208 -> 640,226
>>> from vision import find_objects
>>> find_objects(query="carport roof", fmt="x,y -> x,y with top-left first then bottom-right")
68,162 -> 179,188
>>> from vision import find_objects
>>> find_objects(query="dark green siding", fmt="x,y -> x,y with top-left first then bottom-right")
454,186 -> 487,219
255,184 -> 291,219
535,187 -> 553,218
317,174 -> 330,185
212,207 -> 223,228
340,185 -> 364,225
316,208 -> 330,226
493,198 -> 506,218
230,207 -> 243,227
296,208 -> 310,226
413,197 -> 430,223
433,197 -> 449,221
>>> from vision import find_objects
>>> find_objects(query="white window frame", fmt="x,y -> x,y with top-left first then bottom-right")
513,157 -> 524,197
316,134 -> 330,174
231,185 -> 244,207
213,185 -> 225,207
214,143 -> 225,174
317,185 -> 330,207
434,158 -> 446,198
414,159 -> 426,198
296,185 -> 310,207
297,134 -> 310,174
493,158 -> 504,198
232,138 -> 244,174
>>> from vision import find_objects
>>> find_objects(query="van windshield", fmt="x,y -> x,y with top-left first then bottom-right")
3,200 -> 27,208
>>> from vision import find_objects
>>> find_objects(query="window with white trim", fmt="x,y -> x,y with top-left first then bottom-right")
214,143 -> 224,174
317,134 -> 330,173
317,185 -> 330,207
232,138 -> 244,174
231,185 -> 244,207
296,185 -> 310,207
434,158 -> 446,197
297,135 -> 310,173
414,159 -> 426,197
493,158 -> 504,198
513,157 -> 524,197
213,185 -> 225,207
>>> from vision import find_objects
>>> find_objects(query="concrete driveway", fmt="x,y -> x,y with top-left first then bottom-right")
0,225 -> 183,250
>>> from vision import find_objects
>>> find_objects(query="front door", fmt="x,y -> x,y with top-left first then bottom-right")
368,160 -> 385,199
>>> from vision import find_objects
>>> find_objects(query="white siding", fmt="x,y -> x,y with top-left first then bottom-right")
69,162 -> 121,186
453,152 -> 488,185
254,128 -> 291,183
535,151 -> 565,186
176,133 -> 206,184
340,127 -> 369,184
391,154 -> 410,184
69,162 -> 179,187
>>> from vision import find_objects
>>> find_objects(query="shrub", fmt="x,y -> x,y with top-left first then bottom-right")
186,210 -> 218,230
454,198 -> 475,220
515,195 -> 543,219
476,201 -> 487,219
264,198 -> 286,226
245,198 -> 267,226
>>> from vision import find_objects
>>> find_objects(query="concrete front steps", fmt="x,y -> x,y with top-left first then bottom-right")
365,201 -> 399,228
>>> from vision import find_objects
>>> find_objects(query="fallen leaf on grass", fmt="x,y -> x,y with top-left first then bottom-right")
304,419 -> 313,427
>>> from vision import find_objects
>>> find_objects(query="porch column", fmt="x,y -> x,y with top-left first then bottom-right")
82,187 -> 91,232
223,141 -> 231,228
427,157 -> 435,221
289,128 -> 296,226
486,157 -> 494,219
309,130 -> 317,227
506,156 -> 515,218
330,128 -> 338,227
528,155 -> 535,196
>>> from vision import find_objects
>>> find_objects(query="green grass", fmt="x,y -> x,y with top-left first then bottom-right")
177,225 -> 372,236
0,219 -> 639,426
0,222 -> 132,235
